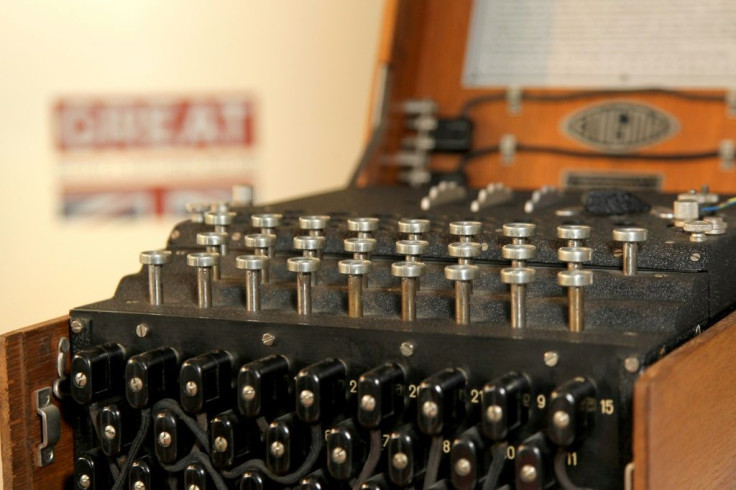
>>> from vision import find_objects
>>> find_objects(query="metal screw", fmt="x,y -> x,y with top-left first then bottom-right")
188,485 -> 201,490
339,259 -> 372,318
398,218 -> 431,240
184,381 -> 198,397
129,377 -> 143,392
288,257 -> 321,315
486,404 -> 503,422
503,222 -> 536,244
70,319 -> 85,334
558,246 -> 593,270
299,215 -> 330,237
400,342 -> 415,357
261,333 -> 276,346
690,252 -> 702,262
78,474 -> 91,489
331,447 -> 347,464
242,385 -> 256,401
187,252 -> 220,308
270,441 -> 285,457
502,243 -> 537,268
392,261 -> 426,322
205,211 -> 236,233
140,250 -> 172,305
237,255 -> 268,312
519,464 -> 538,483
344,237 -> 377,262
73,372 -> 88,388
557,225 -> 591,247
135,323 -> 149,338
445,264 -> 479,325
625,357 -> 641,373
157,431 -> 172,447
251,214 -> 282,258
422,400 -> 438,418
449,220 -> 482,243
347,217 -> 379,239
360,394 -> 376,412
103,425 -> 116,440
455,458 -> 472,477
299,390 -> 315,408
552,410 -> 570,429
392,452 -> 409,470
544,351 -> 559,367
197,232 -> 228,278
612,227 -> 648,276
558,269 -> 594,333
245,234 -> 275,282
683,220 -> 713,243
133,481 -> 146,490
214,436 -> 228,453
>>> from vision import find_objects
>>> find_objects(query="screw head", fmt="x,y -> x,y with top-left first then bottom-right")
129,377 -> 143,393
299,390 -> 315,407
242,385 -> 256,401
422,400 -> 438,418
188,485 -> 201,490
399,341 -> 415,357
70,319 -> 85,334
552,410 -> 570,429
261,333 -> 276,346
331,447 -> 347,464
73,372 -> 88,388
455,457 -> 472,476
270,441 -> 285,457
133,481 -> 146,490
214,436 -> 228,453
625,357 -> 641,373
486,404 -> 503,422
360,394 -> 376,412
543,351 -> 559,367
392,452 -> 409,469
520,464 -> 538,483
135,323 -> 149,338
157,431 -> 172,447
78,474 -> 91,489
690,252 -> 702,262
103,425 -> 116,440
184,381 -> 198,397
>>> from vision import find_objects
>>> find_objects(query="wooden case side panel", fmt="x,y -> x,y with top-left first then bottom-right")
0,316 -> 74,490
633,312 -> 736,489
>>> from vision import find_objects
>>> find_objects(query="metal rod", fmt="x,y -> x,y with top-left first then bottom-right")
256,248 -> 269,283
297,272 -> 312,315
148,265 -> 163,306
510,283 -> 527,328
348,275 -> 363,318
206,246 -> 221,280
197,267 -> 212,308
455,280 -> 471,325
622,242 -> 638,276
245,270 -> 261,312
401,278 -> 417,321
568,287 -> 584,332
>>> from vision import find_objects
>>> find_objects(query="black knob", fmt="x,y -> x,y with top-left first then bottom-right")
184,463 -> 210,489
298,470 -> 331,489
125,347 -> 179,409
326,418 -> 367,481
547,377 -> 596,447
99,403 -> 140,457
70,343 -> 126,405
387,424 -> 426,487
450,427 -> 489,490
153,409 -> 193,465
481,371 -> 531,441
266,412 -> 310,475
515,432 -> 554,490
179,350 -> 233,414
237,354 -> 291,418
417,368 -> 467,435
128,459 -> 165,490
74,449 -> 112,489
211,410 -> 260,469
295,358 -> 347,423
240,470 -> 272,490
357,362 -> 405,429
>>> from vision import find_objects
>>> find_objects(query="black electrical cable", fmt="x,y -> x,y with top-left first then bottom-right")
152,398 -> 210,452
460,88 -> 725,116
159,450 -> 229,490
422,436 -> 443,490
554,449 -> 593,490
481,442 -> 508,490
352,430 -> 382,490
220,424 -> 323,484
456,144 -> 720,173
110,408 -> 151,490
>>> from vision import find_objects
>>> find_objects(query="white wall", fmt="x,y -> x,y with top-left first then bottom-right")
0,1 -> 384,332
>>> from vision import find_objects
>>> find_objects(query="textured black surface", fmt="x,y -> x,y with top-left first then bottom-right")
582,189 -> 651,215
67,185 -> 736,489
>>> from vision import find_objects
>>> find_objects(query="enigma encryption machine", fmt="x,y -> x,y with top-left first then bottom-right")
57,183 -> 736,490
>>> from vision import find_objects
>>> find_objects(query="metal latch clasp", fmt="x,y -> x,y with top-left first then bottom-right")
34,387 -> 60,467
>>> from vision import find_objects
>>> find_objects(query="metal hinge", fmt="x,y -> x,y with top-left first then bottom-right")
34,387 -> 61,467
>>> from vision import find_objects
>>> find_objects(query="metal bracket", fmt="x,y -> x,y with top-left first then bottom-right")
624,462 -> 634,490
52,337 -> 70,400
34,387 -> 61,467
